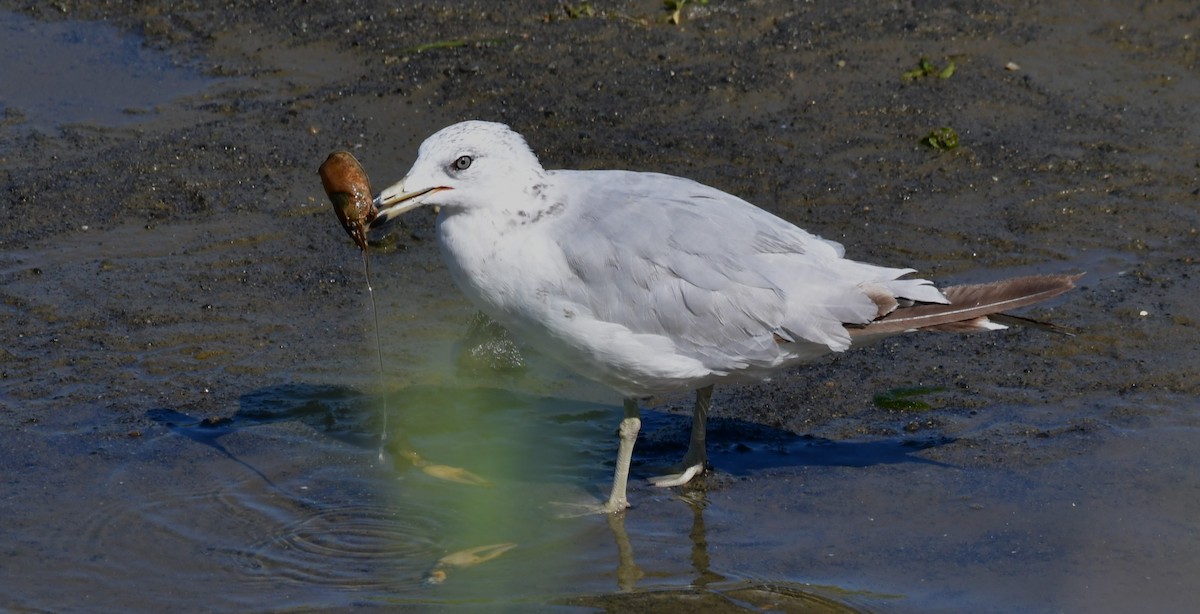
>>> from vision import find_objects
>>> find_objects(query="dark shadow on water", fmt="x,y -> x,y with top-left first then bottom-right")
709,431 -> 954,474
637,410 -> 954,478
145,407 -> 282,488
148,384 -> 375,442
147,382 -> 373,437
148,383 -> 955,487
147,384 -> 394,486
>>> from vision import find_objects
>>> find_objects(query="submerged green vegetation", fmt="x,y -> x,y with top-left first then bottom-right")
873,386 -> 946,411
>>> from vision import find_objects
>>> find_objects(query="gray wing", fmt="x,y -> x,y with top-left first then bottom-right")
546,170 -> 943,370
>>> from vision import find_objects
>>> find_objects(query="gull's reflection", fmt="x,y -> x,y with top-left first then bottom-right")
679,489 -> 725,588
603,486 -> 724,592
605,511 -> 645,591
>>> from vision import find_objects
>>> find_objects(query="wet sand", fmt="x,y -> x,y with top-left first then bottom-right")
2,1 -> 1198,611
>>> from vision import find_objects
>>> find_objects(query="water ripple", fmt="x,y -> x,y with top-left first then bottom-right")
235,500 -> 441,590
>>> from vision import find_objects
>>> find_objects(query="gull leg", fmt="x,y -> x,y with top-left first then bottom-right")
604,398 -> 642,513
650,385 -> 712,487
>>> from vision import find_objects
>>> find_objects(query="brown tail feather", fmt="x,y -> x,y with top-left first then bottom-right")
989,312 -> 1077,336
849,273 -> 1082,337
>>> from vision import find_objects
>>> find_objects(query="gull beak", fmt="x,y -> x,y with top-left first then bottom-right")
370,179 -> 443,229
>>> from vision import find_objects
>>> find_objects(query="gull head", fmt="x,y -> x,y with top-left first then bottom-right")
371,120 -> 545,228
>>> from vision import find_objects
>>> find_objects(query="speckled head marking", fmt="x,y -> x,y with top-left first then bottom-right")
373,120 -> 549,223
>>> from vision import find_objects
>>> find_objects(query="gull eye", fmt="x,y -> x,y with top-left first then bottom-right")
452,155 -> 473,171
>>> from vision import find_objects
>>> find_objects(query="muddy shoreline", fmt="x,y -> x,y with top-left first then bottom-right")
2,1 -> 1199,611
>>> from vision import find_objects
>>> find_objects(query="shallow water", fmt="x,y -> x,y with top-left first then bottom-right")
2,1 -> 1200,612
10,371 -> 1199,611
0,10 -> 211,130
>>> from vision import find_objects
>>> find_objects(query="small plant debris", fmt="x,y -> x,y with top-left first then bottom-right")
405,37 -> 505,54
873,386 -> 945,411
562,1 -> 595,19
921,126 -> 960,150
902,56 -> 957,81
665,0 -> 708,25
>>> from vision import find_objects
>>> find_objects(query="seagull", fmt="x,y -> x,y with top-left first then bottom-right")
370,120 -> 1079,513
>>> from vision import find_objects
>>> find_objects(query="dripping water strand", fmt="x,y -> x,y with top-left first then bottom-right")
361,247 -> 388,462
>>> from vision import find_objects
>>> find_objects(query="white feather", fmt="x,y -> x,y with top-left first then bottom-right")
386,121 -> 951,396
